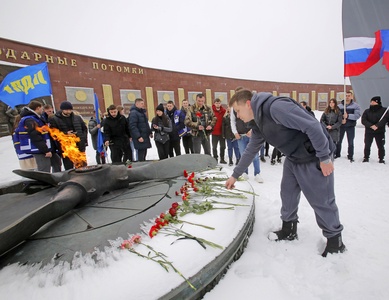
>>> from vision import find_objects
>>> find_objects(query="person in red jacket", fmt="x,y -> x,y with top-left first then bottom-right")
212,98 -> 227,163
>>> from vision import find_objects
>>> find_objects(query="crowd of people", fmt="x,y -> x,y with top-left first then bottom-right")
8,90 -> 389,257
10,91 -> 389,175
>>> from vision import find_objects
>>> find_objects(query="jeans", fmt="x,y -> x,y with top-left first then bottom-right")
130,140 -> 138,161
226,138 -> 240,160
237,135 -> 260,175
336,126 -> 355,158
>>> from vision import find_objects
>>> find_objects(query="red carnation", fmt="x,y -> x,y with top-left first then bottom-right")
149,225 -> 159,238
169,207 -> 177,217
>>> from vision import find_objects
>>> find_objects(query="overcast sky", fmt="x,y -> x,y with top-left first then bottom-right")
0,0 -> 344,84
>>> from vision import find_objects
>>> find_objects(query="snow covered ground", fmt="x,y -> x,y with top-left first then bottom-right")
0,116 -> 388,300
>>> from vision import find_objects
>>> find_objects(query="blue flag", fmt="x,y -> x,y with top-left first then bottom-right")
94,93 -> 105,155
0,62 -> 52,108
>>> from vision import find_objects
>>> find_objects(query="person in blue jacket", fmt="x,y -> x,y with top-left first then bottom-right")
225,89 -> 345,257
128,98 -> 152,161
18,101 -> 61,172
335,91 -> 361,162
12,114 -> 37,170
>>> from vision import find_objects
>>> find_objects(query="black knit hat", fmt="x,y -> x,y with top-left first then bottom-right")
60,101 -> 73,110
156,103 -> 165,112
371,96 -> 382,105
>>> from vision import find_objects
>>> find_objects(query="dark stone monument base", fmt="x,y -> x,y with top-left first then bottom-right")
0,156 -> 255,299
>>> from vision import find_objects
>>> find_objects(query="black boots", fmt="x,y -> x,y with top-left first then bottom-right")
270,221 -> 346,257
220,158 -> 227,164
269,220 -> 298,241
321,234 -> 346,257
228,158 -> 233,166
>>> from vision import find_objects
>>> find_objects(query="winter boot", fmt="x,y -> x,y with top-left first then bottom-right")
220,157 -> 227,164
236,158 -> 240,165
271,159 -> 276,165
362,158 -> 369,162
268,220 -> 298,241
321,233 -> 346,257
228,158 -> 233,166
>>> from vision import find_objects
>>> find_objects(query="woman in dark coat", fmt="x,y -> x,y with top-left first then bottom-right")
128,98 -> 152,161
320,98 -> 342,143
151,104 -> 172,160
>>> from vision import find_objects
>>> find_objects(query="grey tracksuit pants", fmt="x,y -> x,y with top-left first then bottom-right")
280,158 -> 343,238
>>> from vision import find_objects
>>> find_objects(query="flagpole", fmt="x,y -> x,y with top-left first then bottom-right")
343,77 -> 347,115
378,106 -> 389,123
51,94 -> 56,113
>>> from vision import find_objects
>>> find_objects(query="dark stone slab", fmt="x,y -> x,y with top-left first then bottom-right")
0,154 -> 217,258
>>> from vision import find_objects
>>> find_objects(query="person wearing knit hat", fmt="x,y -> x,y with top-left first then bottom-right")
156,103 -> 165,112
370,96 -> 382,106
59,101 -> 73,111
361,95 -> 389,163
151,103 -> 172,160
50,100 -> 88,170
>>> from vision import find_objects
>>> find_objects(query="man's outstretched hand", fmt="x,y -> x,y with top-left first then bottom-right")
225,176 -> 237,190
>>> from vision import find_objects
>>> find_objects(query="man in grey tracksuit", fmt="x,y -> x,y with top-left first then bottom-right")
225,89 -> 345,257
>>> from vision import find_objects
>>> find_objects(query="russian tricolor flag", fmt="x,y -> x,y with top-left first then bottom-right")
344,30 -> 389,77
344,31 -> 382,77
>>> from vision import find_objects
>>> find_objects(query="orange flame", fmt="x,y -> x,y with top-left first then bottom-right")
37,125 -> 87,168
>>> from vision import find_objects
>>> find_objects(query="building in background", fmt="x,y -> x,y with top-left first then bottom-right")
0,38 -> 350,137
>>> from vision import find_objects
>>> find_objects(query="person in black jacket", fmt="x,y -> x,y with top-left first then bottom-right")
103,104 -> 131,164
151,103 -> 172,160
50,101 -> 88,170
361,96 -> 389,163
320,98 -> 343,143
